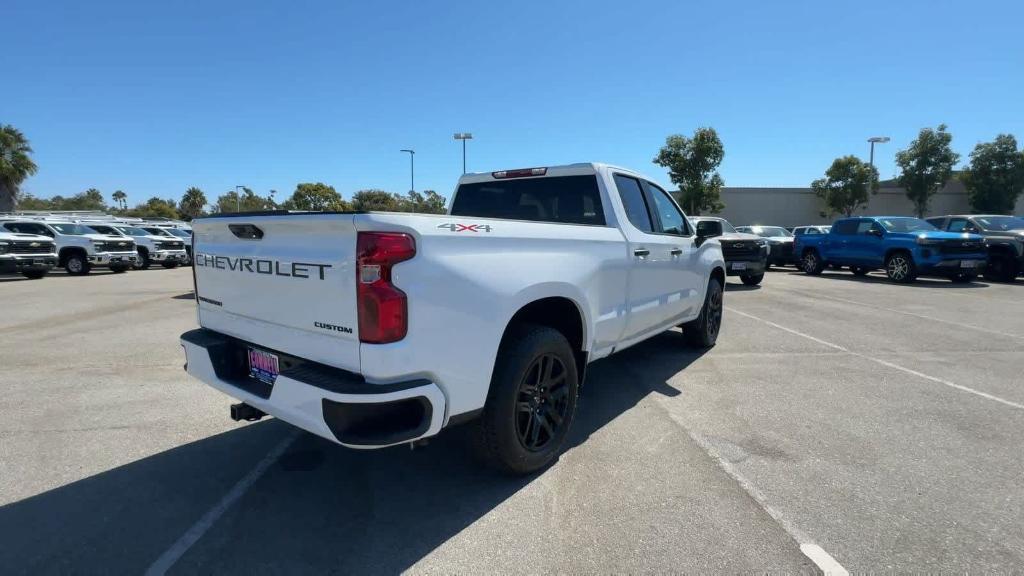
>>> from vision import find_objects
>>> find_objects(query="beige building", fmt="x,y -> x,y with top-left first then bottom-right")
695,180 -> 1024,228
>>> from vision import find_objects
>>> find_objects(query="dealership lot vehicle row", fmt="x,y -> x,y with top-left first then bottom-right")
1,268 -> 1022,572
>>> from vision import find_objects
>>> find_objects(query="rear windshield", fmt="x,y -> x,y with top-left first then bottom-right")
450,175 -> 605,225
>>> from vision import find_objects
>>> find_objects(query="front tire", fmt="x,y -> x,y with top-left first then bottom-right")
683,276 -> 723,348
741,273 -> 763,286
473,324 -> 579,475
136,249 -> 151,270
885,251 -> 916,283
802,250 -> 825,275
984,256 -> 1018,282
64,253 -> 90,275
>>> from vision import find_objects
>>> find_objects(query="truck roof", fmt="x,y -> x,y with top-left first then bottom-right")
456,162 -> 653,185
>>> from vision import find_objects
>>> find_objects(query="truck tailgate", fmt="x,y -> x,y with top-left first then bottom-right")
191,214 -> 361,372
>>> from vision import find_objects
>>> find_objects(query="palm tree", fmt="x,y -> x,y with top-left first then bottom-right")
112,190 -> 127,210
178,186 -> 207,219
0,125 -> 38,212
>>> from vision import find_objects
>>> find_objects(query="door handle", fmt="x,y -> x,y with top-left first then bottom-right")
670,248 -> 683,256
633,248 -> 650,257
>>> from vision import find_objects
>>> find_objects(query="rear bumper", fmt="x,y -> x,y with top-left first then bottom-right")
0,255 -> 57,273
180,328 -> 445,448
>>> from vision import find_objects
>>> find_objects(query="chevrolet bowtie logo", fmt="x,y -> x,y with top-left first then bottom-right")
30,242 -> 40,247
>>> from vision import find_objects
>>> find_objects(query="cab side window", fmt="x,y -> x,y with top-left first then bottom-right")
643,181 -> 690,236
614,174 -> 653,233
832,220 -> 858,235
947,218 -> 969,232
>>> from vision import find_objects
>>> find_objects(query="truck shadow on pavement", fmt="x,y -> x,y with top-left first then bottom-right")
782,270 -> 989,289
0,332 -> 705,575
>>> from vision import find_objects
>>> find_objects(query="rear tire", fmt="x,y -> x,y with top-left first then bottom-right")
802,250 -> 825,275
885,251 -> 916,283
22,270 -> 47,280
740,273 -> 763,286
683,277 -> 723,348
473,324 -> 579,475
64,253 -> 90,275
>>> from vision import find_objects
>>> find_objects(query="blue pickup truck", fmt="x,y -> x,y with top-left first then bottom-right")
794,216 -> 988,283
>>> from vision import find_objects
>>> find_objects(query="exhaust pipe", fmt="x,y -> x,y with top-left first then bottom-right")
230,403 -> 266,422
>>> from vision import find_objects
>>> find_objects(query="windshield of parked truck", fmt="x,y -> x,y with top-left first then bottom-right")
975,216 -> 1024,231
878,218 -> 936,233
750,226 -> 792,238
451,175 -> 605,225
114,226 -> 150,236
143,227 -> 173,236
167,228 -> 192,238
49,223 -> 93,235
85,225 -> 120,235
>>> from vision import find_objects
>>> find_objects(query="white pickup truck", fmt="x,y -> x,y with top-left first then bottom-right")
181,163 -> 726,473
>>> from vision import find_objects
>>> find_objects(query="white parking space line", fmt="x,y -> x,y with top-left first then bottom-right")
145,430 -> 300,576
800,544 -> 849,576
781,288 -> 1024,341
727,307 -> 1024,411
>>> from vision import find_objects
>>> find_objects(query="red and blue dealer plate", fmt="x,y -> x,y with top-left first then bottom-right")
248,348 -> 280,385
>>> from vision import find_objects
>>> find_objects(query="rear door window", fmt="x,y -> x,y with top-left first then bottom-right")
947,218 -> 969,232
832,220 -> 858,235
450,175 -> 605,225
612,175 -> 653,233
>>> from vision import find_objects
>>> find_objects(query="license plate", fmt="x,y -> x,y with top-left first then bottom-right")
732,262 -> 747,271
248,348 -> 280,385
960,260 -> 980,268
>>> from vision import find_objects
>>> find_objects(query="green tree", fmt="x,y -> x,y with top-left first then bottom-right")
126,197 -> 180,219
179,187 -> 207,219
0,125 -> 39,212
13,193 -> 52,210
652,127 -> 725,215
64,188 -> 107,210
351,189 -> 399,211
895,124 -> 960,217
960,134 -> 1024,214
111,190 -> 127,210
214,187 -> 277,213
393,190 -> 447,213
280,182 -> 350,211
811,156 -> 880,217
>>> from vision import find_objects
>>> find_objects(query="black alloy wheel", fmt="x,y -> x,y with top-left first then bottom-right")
515,354 -> 570,452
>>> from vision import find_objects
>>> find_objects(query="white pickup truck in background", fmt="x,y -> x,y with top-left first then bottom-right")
181,163 -> 726,473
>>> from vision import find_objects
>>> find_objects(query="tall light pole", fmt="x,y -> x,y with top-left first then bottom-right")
867,136 -> 890,169
234,185 -> 245,212
453,132 -> 473,174
400,149 -> 415,192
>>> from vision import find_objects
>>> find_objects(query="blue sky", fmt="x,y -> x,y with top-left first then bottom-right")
3,0 -> 1022,206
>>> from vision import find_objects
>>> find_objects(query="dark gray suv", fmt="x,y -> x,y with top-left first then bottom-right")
926,215 -> 1024,282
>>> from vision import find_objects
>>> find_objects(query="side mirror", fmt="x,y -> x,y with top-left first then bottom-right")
868,228 -> 883,237
695,220 -> 723,246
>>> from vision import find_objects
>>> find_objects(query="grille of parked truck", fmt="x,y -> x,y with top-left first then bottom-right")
0,230 -> 58,279
180,163 -> 727,474
690,217 -> 767,285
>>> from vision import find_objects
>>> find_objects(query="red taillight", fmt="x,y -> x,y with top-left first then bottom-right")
492,167 -> 547,179
357,232 -> 416,344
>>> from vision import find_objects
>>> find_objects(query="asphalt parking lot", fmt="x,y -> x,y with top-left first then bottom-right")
1,266 -> 1022,573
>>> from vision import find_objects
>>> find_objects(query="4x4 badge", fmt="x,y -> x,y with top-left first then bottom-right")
437,223 -> 493,233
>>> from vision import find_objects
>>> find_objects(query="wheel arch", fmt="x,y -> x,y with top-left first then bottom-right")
58,246 -> 86,265
499,296 -> 588,384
